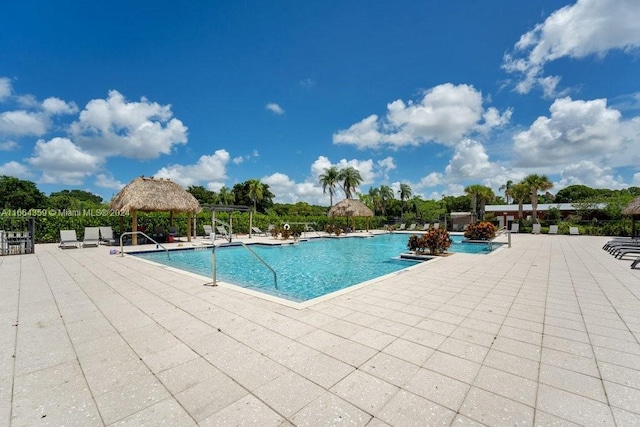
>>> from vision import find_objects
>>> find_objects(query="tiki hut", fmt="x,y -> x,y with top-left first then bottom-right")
110,176 -> 201,245
328,198 -> 374,231
623,196 -> 640,237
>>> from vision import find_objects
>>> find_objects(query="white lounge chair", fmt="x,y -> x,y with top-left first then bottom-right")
216,226 -> 236,241
251,226 -> 267,236
60,230 -> 80,249
422,223 -> 430,231
433,223 -> 440,230
548,225 -> 558,234
82,227 -> 100,247
203,224 -> 213,239
510,223 -> 519,233
408,224 -> 417,231
569,227 -> 579,235
398,223 -> 406,231
99,226 -> 117,245
532,224 -> 541,234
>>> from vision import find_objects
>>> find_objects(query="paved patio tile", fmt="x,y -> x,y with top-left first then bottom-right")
290,391 -> 372,426
111,398 -> 197,426
381,338 -> 434,366
459,386 -> 534,426
361,352 -> 420,387
377,389 -> 456,426
473,365 -> 537,407
536,384 -> 615,425
199,394 -> 284,426
331,369 -> 399,415
423,351 -> 482,384
404,368 -> 470,411
253,371 -> 325,418
539,363 -> 607,403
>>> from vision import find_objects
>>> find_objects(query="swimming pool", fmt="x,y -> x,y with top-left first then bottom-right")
133,233 -> 498,303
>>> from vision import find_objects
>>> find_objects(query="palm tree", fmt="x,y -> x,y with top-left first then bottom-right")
499,180 -> 514,204
338,166 -> 363,199
217,187 -> 235,205
319,166 -> 340,206
368,187 -> 382,215
379,185 -> 394,215
510,182 -> 530,222
464,184 -> 492,221
523,174 -> 553,223
247,179 -> 265,212
398,183 -> 412,218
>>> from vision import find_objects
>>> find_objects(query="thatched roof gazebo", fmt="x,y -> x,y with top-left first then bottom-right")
623,196 -> 640,237
328,198 -> 374,231
110,176 -> 201,245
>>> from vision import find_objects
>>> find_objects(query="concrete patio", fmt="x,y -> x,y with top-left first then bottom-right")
1,233 -> 639,426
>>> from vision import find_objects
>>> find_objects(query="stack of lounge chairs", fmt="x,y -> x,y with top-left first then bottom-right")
602,237 -> 640,269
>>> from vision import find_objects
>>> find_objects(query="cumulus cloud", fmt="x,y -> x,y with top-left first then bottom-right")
0,140 -> 18,151
69,90 -> 188,159
266,102 -> 285,115
95,173 -> 125,190
154,149 -> 230,188
513,97 -> 625,167
333,83 -> 510,149
503,0 -> 640,95
0,161 -> 32,179
556,160 -> 627,189
27,137 -> 102,185
42,97 -> 78,116
0,110 -> 48,137
444,139 -> 493,180
262,172 -> 323,204
0,77 -> 11,101
232,149 -> 259,165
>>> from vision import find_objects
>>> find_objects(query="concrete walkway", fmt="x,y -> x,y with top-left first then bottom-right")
1,233 -> 639,426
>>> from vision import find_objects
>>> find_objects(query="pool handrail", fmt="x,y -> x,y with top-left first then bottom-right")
236,241 -> 278,289
119,231 -> 170,259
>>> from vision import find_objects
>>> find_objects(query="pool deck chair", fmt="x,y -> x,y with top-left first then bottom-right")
510,223 -> 519,233
398,223 -> 406,231
433,223 -> 440,230
60,230 -> 80,249
569,227 -> 579,235
99,226 -> 117,245
632,256 -> 640,269
422,223 -> 430,231
251,226 -> 267,236
548,225 -> 558,234
407,223 -> 417,231
82,227 -> 100,247
216,226 -> 236,241
203,224 -> 213,239
532,224 -> 541,234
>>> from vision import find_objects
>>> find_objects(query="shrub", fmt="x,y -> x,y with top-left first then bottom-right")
464,221 -> 497,240
407,229 -> 452,255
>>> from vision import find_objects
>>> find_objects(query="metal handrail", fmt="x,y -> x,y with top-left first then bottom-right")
237,242 -> 278,289
119,231 -> 170,259
213,218 -> 233,243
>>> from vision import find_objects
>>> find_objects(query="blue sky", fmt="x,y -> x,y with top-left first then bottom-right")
1,0 -> 639,205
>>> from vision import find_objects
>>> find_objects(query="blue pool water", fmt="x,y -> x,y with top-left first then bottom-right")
134,233 -> 497,302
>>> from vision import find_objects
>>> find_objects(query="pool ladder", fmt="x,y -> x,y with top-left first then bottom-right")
119,231 -> 170,259
210,241 -> 278,290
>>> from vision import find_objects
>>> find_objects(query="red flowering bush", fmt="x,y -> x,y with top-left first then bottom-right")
407,228 -> 452,255
464,221 -> 497,240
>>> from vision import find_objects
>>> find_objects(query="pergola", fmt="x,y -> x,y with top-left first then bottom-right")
109,176 -> 201,245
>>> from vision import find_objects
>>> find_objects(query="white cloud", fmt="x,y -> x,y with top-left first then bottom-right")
95,173 -> 125,190
263,172 -> 323,204
232,150 -> 259,165
42,97 -> 78,116
0,161 -> 32,179
333,83 -> 510,149
503,0 -> 640,95
69,90 -> 188,159
444,139 -> 493,180
0,140 -> 18,151
154,149 -> 230,188
0,110 -> 48,136
513,97 -> 625,167
266,102 -> 285,115
27,137 -> 102,185
633,172 -> 640,186
556,160 -> 627,189
0,77 -> 11,101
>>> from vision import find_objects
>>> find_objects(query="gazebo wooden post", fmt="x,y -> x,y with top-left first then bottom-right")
186,213 -> 192,242
132,210 -> 138,245
169,211 -> 174,227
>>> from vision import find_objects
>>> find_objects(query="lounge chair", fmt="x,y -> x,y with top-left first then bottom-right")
569,227 -> 579,235
614,247 -> 640,259
603,238 -> 638,250
251,226 -> 267,236
60,230 -> 80,249
532,224 -> 541,234
99,226 -> 117,245
408,224 -> 417,231
152,226 -> 166,243
433,223 -> 440,230
168,226 -> 179,238
632,257 -> 640,269
203,224 -> 213,239
422,223 -> 430,231
548,225 -> 558,234
82,227 -> 100,248
216,225 -> 236,241
398,223 -> 406,231
510,223 -> 519,233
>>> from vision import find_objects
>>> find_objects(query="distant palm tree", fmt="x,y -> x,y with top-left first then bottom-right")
398,183 -> 412,218
217,187 -> 235,205
338,166 -> 363,199
368,187 -> 382,215
510,182 -> 530,222
464,184 -> 493,220
319,166 -> 340,206
499,180 -> 514,204
379,185 -> 394,215
247,179 -> 264,212
523,174 -> 553,223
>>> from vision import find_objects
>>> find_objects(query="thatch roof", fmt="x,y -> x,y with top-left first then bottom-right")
328,198 -> 374,217
110,176 -> 201,213
623,197 -> 640,215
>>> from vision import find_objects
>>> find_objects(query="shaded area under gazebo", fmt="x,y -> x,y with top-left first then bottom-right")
623,196 -> 640,238
109,176 -> 201,245
328,198 -> 374,231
